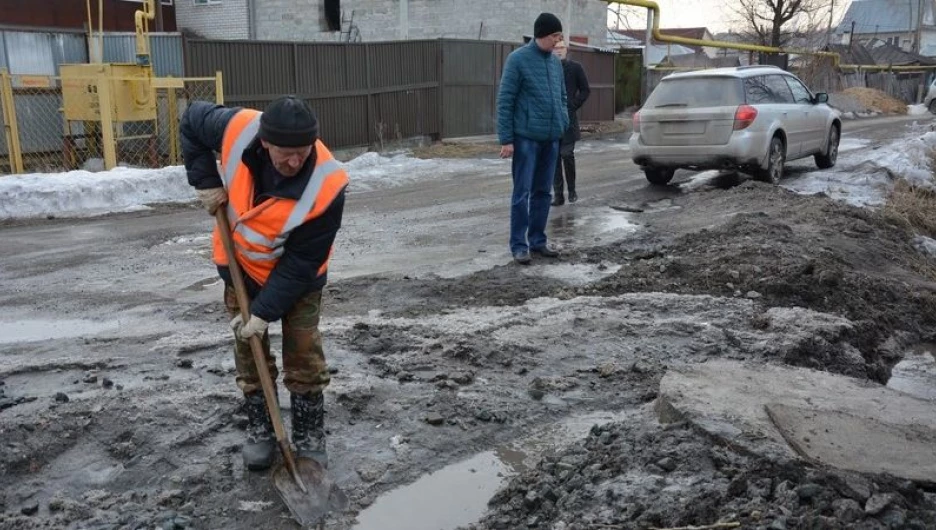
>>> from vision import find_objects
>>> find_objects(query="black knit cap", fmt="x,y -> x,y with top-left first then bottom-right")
533,12 -> 562,39
259,96 -> 318,147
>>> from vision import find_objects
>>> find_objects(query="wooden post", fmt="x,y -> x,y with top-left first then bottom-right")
215,71 -> 224,105
0,69 -> 24,174
168,87 -> 180,165
97,74 -> 118,170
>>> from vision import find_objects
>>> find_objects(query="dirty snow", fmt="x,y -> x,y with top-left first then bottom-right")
783,129 -> 936,207
2,126 -> 934,220
908,104 -> 930,116
0,153 -> 510,220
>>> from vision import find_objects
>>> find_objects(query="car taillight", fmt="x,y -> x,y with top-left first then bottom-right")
733,105 -> 757,130
632,111 -> 640,133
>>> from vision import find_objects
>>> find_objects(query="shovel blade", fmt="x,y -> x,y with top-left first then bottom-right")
273,457 -> 349,527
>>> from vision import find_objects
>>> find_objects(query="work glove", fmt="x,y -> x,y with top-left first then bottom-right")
196,187 -> 227,215
230,314 -> 269,340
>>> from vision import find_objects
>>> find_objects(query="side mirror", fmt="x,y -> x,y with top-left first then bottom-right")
814,93 -> 829,104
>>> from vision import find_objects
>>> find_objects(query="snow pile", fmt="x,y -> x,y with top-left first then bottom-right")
913,235 -> 936,258
0,152 -> 511,220
872,130 -> 936,187
908,104 -> 930,116
784,129 -> 936,207
0,166 -> 191,219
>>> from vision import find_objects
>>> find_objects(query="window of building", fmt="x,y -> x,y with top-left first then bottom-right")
324,0 -> 341,31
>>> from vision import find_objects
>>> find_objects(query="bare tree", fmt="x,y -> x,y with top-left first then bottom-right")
733,0 -> 834,48
607,3 -> 640,31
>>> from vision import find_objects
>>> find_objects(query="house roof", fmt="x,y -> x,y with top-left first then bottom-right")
605,29 -> 643,47
825,43 -> 877,65
867,40 -> 936,65
836,0 -> 934,35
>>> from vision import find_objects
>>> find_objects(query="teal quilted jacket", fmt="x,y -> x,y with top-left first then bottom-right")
496,41 -> 569,145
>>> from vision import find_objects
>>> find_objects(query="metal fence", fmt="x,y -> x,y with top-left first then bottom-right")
1,70 -> 220,175
186,38 -> 617,149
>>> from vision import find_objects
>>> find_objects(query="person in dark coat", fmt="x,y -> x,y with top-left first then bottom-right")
551,40 -> 590,206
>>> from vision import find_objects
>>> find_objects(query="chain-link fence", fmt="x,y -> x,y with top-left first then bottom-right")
0,69 -> 221,176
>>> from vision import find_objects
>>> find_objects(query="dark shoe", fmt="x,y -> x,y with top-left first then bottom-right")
551,197 -> 565,207
531,245 -> 560,258
292,391 -> 328,469
243,392 -> 276,471
568,191 -> 578,203
513,251 -> 532,265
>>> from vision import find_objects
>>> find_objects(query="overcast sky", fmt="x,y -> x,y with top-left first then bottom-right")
606,0 -> 851,34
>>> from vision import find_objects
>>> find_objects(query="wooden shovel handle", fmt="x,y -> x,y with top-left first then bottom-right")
214,208 -> 307,493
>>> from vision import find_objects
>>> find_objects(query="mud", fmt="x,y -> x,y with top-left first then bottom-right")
466,410 -> 936,530
3,119 -> 936,529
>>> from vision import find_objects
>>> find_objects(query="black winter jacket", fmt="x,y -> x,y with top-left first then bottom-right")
561,59 -> 591,144
181,102 -> 345,322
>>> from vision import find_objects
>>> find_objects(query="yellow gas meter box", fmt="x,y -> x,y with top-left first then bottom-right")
61,63 -> 156,122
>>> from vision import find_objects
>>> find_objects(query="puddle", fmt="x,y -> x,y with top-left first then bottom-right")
549,211 -> 640,239
0,319 -> 120,344
352,410 -> 628,530
887,344 -> 936,402
523,262 -> 621,286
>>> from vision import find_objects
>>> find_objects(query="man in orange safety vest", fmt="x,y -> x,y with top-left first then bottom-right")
181,96 -> 347,471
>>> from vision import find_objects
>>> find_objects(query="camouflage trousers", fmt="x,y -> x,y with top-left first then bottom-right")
224,286 -> 331,396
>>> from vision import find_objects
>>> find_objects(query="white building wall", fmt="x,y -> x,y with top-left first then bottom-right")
253,0 -> 608,45
175,0 -> 250,40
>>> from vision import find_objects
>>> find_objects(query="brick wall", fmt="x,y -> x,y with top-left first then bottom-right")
253,0 -> 607,44
175,0 -> 250,40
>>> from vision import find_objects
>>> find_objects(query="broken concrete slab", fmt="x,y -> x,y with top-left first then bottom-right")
766,403 -> 936,484
657,359 -> 936,481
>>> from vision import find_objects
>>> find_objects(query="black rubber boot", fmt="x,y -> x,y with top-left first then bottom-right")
292,391 -> 327,469
242,392 -> 276,471
564,154 -> 577,203
552,156 -> 565,206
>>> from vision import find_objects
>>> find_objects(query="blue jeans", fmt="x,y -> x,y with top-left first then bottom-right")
510,136 -> 559,254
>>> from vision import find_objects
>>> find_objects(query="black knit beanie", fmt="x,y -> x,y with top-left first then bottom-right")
259,96 -> 318,147
534,13 -> 562,39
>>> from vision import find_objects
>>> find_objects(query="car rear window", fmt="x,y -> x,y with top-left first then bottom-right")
645,77 -> 744,108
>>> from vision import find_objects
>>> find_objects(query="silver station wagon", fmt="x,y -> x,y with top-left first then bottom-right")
630,66 -> 841,185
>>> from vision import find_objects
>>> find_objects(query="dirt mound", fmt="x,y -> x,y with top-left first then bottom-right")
583,184 -> 936,382
839,88 -> 908,115
466,418 -> 936,530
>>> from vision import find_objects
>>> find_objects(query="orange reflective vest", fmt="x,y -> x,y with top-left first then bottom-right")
212,109 -> 349,285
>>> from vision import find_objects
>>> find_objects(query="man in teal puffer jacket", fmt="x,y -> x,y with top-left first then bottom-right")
497,12 -> 569,265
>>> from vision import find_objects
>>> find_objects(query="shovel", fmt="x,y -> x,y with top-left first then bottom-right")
215,208 -> 348,527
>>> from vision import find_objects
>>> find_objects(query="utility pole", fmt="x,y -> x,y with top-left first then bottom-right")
155,0 -> 165,32
642,7 -> 653,103
909,0 -> 914,51
826,0 -> 835,46
915,0 -> 924,53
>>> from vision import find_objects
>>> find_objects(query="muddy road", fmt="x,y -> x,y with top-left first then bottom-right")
2,115 -> 936,530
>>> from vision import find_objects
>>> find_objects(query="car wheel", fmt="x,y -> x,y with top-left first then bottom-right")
644,168 -> 676,186
814,125 -> 839,169
930,100 -> 936,114
754,136 -> 785,184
